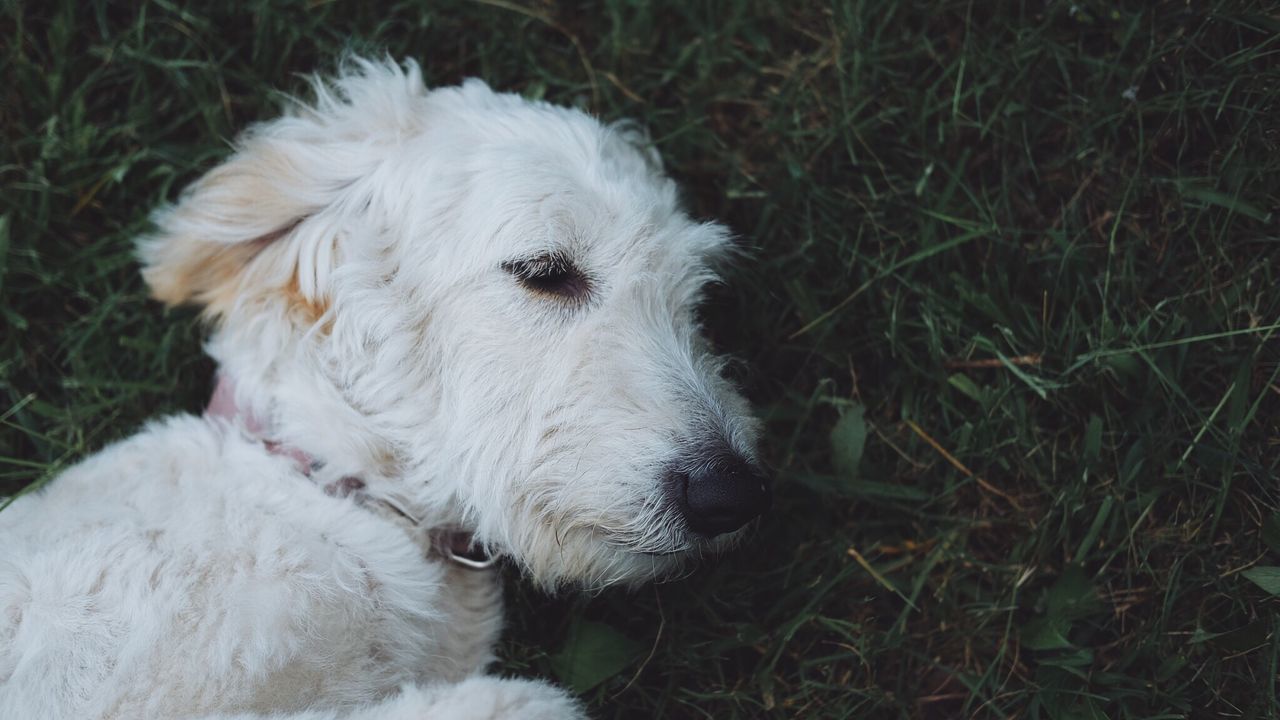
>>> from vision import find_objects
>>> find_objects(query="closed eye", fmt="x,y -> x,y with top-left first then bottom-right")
502,252 -> 592,303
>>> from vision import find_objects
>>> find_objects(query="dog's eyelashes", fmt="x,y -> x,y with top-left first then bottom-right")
502,254 -> 591,303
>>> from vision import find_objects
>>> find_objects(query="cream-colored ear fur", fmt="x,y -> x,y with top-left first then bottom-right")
139,139 -> 334,322
138,58 -> 426,323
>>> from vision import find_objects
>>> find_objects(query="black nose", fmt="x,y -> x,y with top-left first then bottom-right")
667,449 -> 771,538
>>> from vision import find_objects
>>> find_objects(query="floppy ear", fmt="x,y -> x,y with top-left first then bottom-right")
138,129 -> 347,321
138,58 -> 426,322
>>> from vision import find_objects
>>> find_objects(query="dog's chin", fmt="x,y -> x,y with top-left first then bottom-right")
510,524 -> 751,591
628,528 -> 746,559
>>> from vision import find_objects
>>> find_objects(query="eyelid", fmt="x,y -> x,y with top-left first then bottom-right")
502,251 -> 568,276
502,252 -> 592,303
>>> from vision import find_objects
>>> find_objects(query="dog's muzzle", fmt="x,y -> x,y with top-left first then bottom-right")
665,448 -> 771,538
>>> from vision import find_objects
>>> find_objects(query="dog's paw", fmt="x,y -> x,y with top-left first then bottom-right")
396,676 -> 585,720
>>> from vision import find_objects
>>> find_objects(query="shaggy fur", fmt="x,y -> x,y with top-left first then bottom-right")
0,58 -> 763,719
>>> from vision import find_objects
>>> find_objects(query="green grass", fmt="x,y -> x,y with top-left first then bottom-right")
3,1 -> 1279,717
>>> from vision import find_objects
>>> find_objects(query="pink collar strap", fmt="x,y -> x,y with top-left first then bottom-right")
204,374 -> 497,570
205,375 -> 315,475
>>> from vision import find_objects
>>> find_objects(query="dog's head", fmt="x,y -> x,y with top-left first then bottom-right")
140,59 -> 768,588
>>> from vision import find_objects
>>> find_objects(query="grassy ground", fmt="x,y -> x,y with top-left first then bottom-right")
3,1 -> 1279,717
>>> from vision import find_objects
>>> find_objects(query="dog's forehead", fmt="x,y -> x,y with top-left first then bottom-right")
409,91 -> 732,279
477,168 -> 728,286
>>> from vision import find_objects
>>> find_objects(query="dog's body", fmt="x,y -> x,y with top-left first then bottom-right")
1,416 -> 518,719
0,59 -> 767,719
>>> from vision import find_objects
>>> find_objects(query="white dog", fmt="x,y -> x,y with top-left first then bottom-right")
0,58 -> 769,719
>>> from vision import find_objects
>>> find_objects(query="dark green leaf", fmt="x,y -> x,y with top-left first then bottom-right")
1082,415 -> 1102,464
549,619 -> 644,694
1241,566 -> 1280,596
1022,616 -> 1072,651
830,405 -> 868,479
947,373 -> 982,401
1262,515 -> 1280,554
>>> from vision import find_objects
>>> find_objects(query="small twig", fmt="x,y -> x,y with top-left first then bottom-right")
610,587 -> 664,699
904,419 -> 1024,511
1224,642 -> 1271,661
470,0 -> 598,106
917,692 -> 969,704
868,420 -> 928,468
1049,168 -> 1099,231
945,354 -> 1042,369
1221,551 -> 1270,578
602,71 -> 643,103
72,173 -> 112,216
847,547 -> 918,610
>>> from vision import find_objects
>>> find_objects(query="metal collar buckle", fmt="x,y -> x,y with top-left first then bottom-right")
432,528 -> 499,571
374,498 -> 498,571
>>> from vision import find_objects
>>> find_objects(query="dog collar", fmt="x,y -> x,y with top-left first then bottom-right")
373,492 -> 498,571
204,374 -> 497,571
206,374 -> 315,473
432,528 -> 500,570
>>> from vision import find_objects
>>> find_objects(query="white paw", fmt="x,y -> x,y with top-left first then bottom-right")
394,676 -> 585,720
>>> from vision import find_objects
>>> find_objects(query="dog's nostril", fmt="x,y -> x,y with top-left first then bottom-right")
668,451 -> 771,539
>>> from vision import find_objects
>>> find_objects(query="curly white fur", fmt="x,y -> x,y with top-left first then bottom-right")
0,58 -> 761,719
